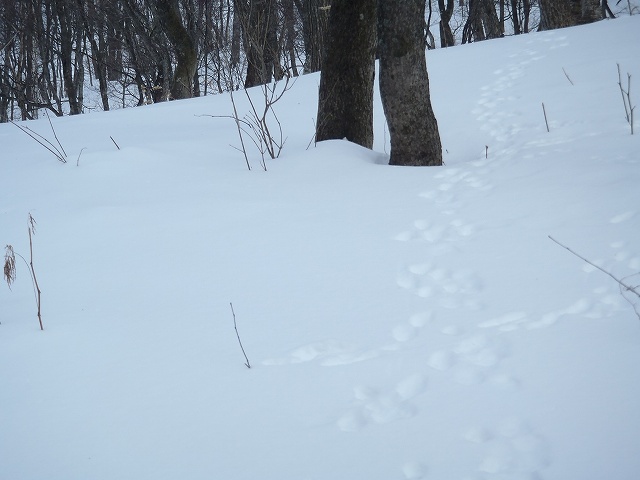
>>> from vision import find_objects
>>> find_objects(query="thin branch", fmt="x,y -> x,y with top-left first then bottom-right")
0,31 -> 17,51
28,214 -> 43,331
306,118 -> 317,150
9,121 -> 67,163
542,102 -> 550,132
110,136 -> 121,150
549,235 -> 640,320
617,63 -> 635,135
230,302 -> 251,368
230,90 -> 252,171
562,67 -> 574,86
45,110 -> 67,158
548,236 -> 635,291
76,147 -> 87,166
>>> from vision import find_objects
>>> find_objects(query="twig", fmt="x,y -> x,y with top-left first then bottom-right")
617,64 -> 631,123
230,302 -> 251,368
230,90 -> 252,171
45,111 -> 67,158
3,214 -> 44,330
549,235 -> 640,319
76,147 -> 86,166
617,63 -> 635,134
28,214 -> 43,331
306,118 -> 317,150
562,67 -> 574,86
110,136 -> 121,150
542,102 -> 550,132
9,121 -> 67,163
0,31 -> 17,51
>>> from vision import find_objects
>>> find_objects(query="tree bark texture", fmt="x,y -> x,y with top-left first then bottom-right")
438,0 -> 455,47
378,0 -> 442,166
155,0 -> 197,99
316,0 -> 377,149
53,0 -> 81,114
298,0 -> 331,73
539,0 -> 603,30
463,0 -> 501,43
235,0 -> 279,88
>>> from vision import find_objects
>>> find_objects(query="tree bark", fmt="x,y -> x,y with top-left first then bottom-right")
53,0 -> 82,114
235,0 -> 279,88
316,0 -> 376,149
298,0 -> 331,73
155,0 -> 197,99
539,0 -> 603,30
438,0 -> 455,47
378,0 -> 442,166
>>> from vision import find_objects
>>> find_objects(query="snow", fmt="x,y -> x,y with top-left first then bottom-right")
2,16 -> 640,480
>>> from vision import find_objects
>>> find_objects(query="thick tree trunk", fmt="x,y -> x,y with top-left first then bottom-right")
510,0 -> 521,34
378,0 -> 442,166
481,0 -> 502,38
463,0 -> 501,43
581,0 -> 603,23
316,0 -> 376,149
155,0 -> 197,99
539,0 -> 603,30
298,0 -> 331,73
235,0 -> 279,88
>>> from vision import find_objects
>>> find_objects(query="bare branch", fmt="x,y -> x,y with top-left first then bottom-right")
549,235 -> 640,320
230,302 -> 251,369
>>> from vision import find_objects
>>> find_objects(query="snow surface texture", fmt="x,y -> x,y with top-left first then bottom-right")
2,16 -> 640,480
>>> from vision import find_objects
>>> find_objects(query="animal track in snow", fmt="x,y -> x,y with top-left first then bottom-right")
610,211 -> 635,224
386,311 -> 435,348
337,374 -> 428,432
262,339 -> 377,367
577,240 -> 640,318
427,334 -> 515,388
394,218 -> 476,244
478,298 -> 594,332
396,262 -> 483,310
475,45 -> 555,163
464,418 -> 552,478
415,167 -> 494,211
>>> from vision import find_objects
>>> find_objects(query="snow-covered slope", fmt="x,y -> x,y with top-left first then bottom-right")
1,16 -> 639,480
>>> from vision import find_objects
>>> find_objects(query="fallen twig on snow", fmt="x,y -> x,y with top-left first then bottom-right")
230,302 -> 251,368
549,235 -> 640,320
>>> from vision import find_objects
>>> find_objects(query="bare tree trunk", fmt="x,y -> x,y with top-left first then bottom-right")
297,0 -> 331,73
523,0 -> 531,32
581,0 -> 602,23
463,0 -> 501,42
438,0 -> 455,47
282,0 -> 299,75
510,0 -> 521,34
378,0 -> 442,166
155,0 -> 197,99
481,0 -> 502,38
235,0 -> 279,88
53,0 -> 81,114
77,0 -> 109,111
316,0 -> 376,149
539,0 -> 603,30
